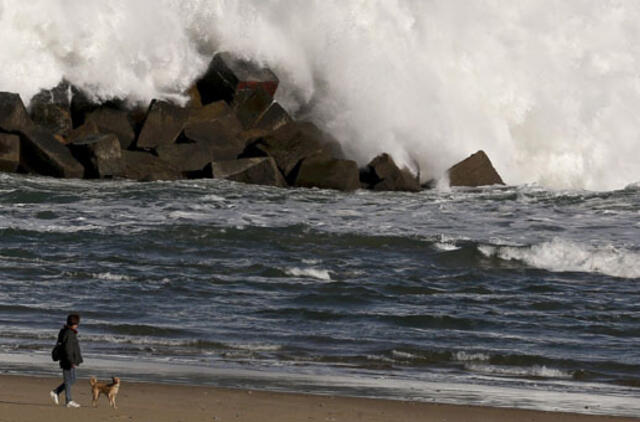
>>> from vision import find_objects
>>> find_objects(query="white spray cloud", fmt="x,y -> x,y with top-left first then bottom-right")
1,0 -> 640,190
0,0 -> 205,103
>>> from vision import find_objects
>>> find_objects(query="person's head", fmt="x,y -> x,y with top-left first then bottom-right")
66,313 -> 80,329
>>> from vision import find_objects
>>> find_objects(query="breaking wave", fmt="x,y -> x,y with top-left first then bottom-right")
285,267 -> 332,281
467,363 -> 573,379
479,238 -> 640,279
2,1 -> 640,189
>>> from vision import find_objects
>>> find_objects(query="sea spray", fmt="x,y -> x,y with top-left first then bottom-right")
2,1 -> 640,189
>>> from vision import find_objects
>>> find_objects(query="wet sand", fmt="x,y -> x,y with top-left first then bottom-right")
0,375 -> 637,422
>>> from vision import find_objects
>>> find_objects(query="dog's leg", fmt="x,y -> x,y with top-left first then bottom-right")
92,389 -> 98,407
109,393 -> 117,409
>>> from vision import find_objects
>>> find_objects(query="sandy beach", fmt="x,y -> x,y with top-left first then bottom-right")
0,375 -> 636,422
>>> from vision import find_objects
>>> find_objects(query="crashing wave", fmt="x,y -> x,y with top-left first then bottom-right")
2,1 -> 640,189
479,238 -> 640,279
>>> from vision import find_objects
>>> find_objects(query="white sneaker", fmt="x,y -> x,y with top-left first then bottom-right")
66,401 -> 81,408
49,391 -> 59,406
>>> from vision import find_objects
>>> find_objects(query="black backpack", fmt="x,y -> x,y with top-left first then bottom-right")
52,329 -> 65,362
51,341 -> 63,361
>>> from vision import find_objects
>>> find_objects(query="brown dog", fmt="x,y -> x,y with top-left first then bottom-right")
89,376 -> 120,409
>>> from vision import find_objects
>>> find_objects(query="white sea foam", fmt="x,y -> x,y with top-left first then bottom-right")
454,351 -> 491,362
434,242 -> 461,252
391,350 -> 418,360
302,259 -> 322,265
479,238 -> 640,279
366,354 -> 395,364
231,343 -> 282,352
202,194 -> 226,202
467,363 -> 572,379
92,272 -> 133,282
433,234 -> 466,251
12,223 -> 100,233
81,334 -> 185,347
285,267 -> 332,281
168,211 -> 208,221
2,2 -> 640,189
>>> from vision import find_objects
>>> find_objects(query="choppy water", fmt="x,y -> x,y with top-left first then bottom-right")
1,173 -> 639,416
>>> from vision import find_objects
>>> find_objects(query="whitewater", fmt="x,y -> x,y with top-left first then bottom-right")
1,0 -> 640,190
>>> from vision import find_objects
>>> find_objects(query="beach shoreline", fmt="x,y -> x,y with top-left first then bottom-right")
0,374 -> 637,422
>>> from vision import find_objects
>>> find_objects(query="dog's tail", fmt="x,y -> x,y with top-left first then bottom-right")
90,376 -> 97,387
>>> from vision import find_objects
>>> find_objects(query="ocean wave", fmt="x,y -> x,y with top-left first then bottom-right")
201,194 -> 226,202
454,351 -> 491,362
391,350 -> 418,360
479,238 -> 640,279
366,354 -> 395,364
1,223 -> 102,233
230,343 -> 282,352
92,273 -> 133,282
285,267 -> 332,281
434,242 -> 461,252
624,182 -> 640,191
467,363 -> 573,379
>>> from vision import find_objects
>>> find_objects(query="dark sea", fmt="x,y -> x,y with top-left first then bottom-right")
0,173 -> 639,416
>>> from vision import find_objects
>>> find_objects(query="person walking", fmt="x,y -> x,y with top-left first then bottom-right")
50,313 -> 83,408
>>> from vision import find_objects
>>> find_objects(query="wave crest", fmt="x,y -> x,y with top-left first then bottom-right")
479,238 -> 640,279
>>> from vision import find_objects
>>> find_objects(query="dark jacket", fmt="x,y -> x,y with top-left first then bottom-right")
57,326 -> 83,370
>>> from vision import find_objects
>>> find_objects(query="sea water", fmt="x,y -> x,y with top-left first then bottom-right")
0,174 -> 639,416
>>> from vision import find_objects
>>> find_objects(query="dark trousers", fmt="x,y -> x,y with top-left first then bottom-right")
54,367 -> 76,404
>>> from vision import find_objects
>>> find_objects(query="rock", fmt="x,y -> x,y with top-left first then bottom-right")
0,133 -> 20,173
69,134 -> 122,178
30,80 -> 73,108
447,150 -> 505,187
85,108 -> 136,150
361,153 -> 420,192
233,87 -> 273,129
185,85 -> 202,108
29,103 -> 72,137
136,101 -> 190,149
29,81 -> 73,136
253,102 -> 292,132
69,86 -> 103,128
294,156 -> 360,191
18,126 -> 84,178
237,128 -> 273,146
126,106 -> 148,137
66,121 -> 101,145
183,113 -> 245,161
204,157 -> 286,187
0,92 -> 32,133
196,52 -> 279,105
241,122 -> 344,182
187,101 -> 231,125
30,82 -> 119,129
1,94 -> 82,177
155,143 -> 212,175
118,150 -> 183,181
